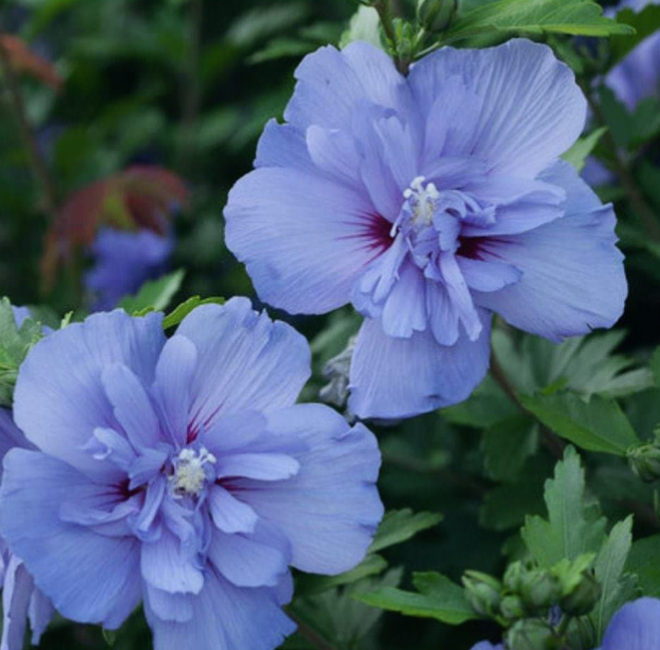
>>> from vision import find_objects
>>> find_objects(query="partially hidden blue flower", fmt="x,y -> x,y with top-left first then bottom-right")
583,0 -> 660,186
0,299 -> 383,650
85,227 -> 173,311
471,597 -> 660,650
224,39 -> 627,420
0,308 -> 55,650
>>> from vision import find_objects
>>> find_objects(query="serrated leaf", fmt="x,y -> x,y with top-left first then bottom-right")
443,0 -> 634,43
356,573 -> 479,625
522,447 -> 607,567
163,296 -> 225,329
297,554 -> 388,596
369,509 -> 443,554
590,516 -> 637,643
562,127 -> 607,173
119,270 -> 185,315
520,393 -> 639,456
340,6 -> 383,49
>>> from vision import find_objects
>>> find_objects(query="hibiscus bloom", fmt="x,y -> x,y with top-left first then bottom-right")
224,39 -> 627,419
0,308 -> 54,650
0,299 -> 383,650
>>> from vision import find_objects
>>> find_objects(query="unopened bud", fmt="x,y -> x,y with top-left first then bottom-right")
462,571 -> 502,618
503,561 -> 526,593
416,0 -> 458,33
520,569 -> 561,614
505,619 -> 557,650
500,594 -> 526,622
628,443 -> 660,482
560,571 -> 601,616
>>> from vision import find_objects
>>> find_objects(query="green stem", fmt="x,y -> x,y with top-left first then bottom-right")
372,0 -> 410,75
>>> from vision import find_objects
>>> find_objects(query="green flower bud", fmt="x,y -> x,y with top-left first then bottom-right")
416,0 -> 457,33
503,561 -> 527,593
628,443 -> 660,482
560,571 -> 602,616
505,619 -> 557,650
462,571 -> 502,618
500,594 -> 526,622
520,569 -> 561,614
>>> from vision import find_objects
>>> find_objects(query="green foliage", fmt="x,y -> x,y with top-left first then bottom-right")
522,447 -> 607,567
443,0 -> 634,43
357,573 -> 480,625
118,270 -> 185,315
162,296 -> 225,329
562,127 -> 607,173
369,509 -> 444,553
0,299 -> 44,407
520,394 -> 639,456
609,5 -> 660,68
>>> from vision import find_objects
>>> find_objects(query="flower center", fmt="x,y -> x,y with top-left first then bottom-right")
402,176 -> 439,230
170,447 -> 217,497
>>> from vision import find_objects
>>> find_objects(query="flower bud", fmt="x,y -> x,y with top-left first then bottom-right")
416,0 -> 457,33
519,569 -> 561,614
505,619 -> 557,650
500,594 -> 526,622
462,571 -> 502,618
560,571 -> 602,616
628,443 -> 660,482
503,561 -> 526,593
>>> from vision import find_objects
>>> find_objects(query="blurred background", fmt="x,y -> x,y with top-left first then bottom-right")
0,0 -> 658,649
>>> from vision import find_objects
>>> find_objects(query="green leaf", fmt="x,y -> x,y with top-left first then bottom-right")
562,127 -> 607,173
590,517 -> 637,642
119,270 -> 185,315
356,573 -> 479,625
0,299 -> 45,407
520,393 -> 640,456
369,509 -> 443,553
627,535 -> 660,598
443,0 -> 634,43
600,87 -> 660,151
163,296 -> 226,329
296,554 -> 388,596
482,415 -> 538,481
340,6 -> 383,49
522,447 -> 607,567
102,629 -> 117,646
609,5 -> 660,68
248,38 -> 316,65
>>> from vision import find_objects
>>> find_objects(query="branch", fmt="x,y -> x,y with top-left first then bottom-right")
0,25 -> 58,220
287,611 -> 342,650
490,353 -> 566,460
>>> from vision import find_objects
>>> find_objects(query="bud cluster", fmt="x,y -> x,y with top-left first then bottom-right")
628,428 -> 660,481
461,556 -> 602,649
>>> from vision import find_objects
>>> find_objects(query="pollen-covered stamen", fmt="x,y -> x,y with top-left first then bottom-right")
170,447 -> 217,497
403,176 -> 440,230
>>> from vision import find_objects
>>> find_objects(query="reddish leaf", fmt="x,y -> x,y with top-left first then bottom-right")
41,166 -> 189,290
0,35 -> 62,91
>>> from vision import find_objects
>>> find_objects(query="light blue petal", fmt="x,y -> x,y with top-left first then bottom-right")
215,453 -> 300,482
0,409 -> 30,477
349,313 -> 492,419
599,598 -> 660,650
141,529 -> 204,596
241,404 -> 383,575
284,42 -> 409,131
471,643 -> 503,650
176,299 -> 310,424
152,335 -> 198,446
0,450 -> 141,628
28,587 -> 54,645
409,39 -> 586,177
225,167 -> 383,315
475,161 -> 627,342
1,556 -> 33,650
13,310 -> 165,482
208,522 -> 291,588
101,363 -> 161,450
208,485 -> 258,535
146,572 -> 296,650
255,119 -> 314,172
